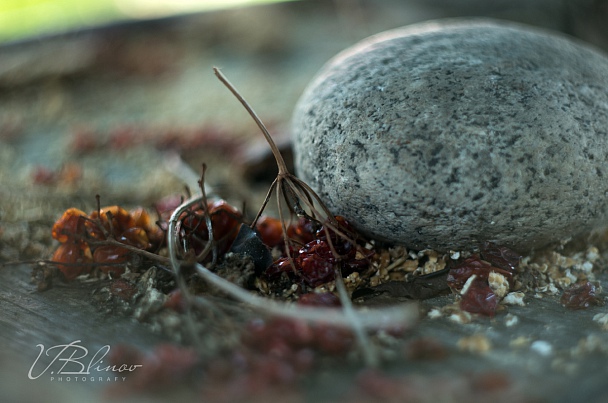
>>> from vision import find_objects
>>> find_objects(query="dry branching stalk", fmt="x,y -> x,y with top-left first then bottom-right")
165,68 -> 420,367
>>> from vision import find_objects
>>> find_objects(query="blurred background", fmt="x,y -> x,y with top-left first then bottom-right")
1,0 -> 607,46
0,0 -> 293,42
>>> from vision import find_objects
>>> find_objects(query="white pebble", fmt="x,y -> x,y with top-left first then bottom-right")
530,340 -> 553,356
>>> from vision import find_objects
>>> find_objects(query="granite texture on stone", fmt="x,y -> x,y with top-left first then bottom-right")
292,19 -> 608,252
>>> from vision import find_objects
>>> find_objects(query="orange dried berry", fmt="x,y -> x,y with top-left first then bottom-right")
51,208 -> 88,243
93,245 -> 130,276
255,215 -> 283,248
130,207 -> 164,246
119,227 -> 151,250
130,207 -> 151,228
52,242 -> 93,281
88,206 -> 136,239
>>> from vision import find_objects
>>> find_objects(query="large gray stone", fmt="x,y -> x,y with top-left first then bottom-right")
292,19 -> 608,252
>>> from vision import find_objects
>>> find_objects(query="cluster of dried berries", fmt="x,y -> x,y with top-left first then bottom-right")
50,206 -> 164,280
202,297 -> 355,401
107,293 -> 352,401
259,216 -> 373,289
49,196 -> 247,281
447,243 -> 521,317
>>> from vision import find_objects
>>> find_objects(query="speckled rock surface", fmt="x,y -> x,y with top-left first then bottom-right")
292,19 -> 608,252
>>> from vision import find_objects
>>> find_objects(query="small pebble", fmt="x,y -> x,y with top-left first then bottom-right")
530,340 -> 553,356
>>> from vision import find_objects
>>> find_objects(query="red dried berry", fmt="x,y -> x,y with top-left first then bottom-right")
460,277 -> 498,317
52,242 -> 93,281
106,344 -> 145,370
286,216 -> 317,245
296,239 -> 337,286
447,256 -> 493,290
315,215 -> 355,239
179,200 -> 242,259
121,344 -> 199,392
265,257 -> 295,278
447,255 -> 514,291
560,281 -> 603,310
243,318 -> 314,353
154,194 -> 183,223
209,200 -> 242,236
480,242 -> 521,272
266,216 -> 369,287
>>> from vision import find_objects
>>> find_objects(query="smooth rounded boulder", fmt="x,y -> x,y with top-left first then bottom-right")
292,19 -> 608,252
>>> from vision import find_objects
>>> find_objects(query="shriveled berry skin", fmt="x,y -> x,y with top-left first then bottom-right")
93,245 -> 130,276
88,206 -> 136,240
52,243 -> 93,280
119,227 -> 151,250
296,239 -> 339,287
51,208 -> 87,243
286,217 -> 317,245
560,281 -> 604,310
49,201 -> 178,279
447,246 -> 519,317
459,279 -> 499,317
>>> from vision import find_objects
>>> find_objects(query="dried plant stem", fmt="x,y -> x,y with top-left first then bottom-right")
200,67 -> 418,365
334,270 -> 379,366
214,68 -> 289,176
